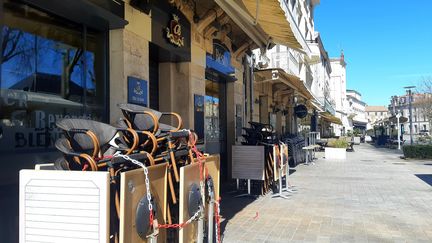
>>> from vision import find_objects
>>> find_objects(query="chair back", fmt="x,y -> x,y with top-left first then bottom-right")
56,119 -> 117,152
118,103 -> 161,131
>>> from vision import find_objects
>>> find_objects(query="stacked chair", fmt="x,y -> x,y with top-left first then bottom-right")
51,104 -> 221,243
241,121 -> 276,145
239,121 -> 295,196
240,121 -> 279,195
281,134 -> 306,167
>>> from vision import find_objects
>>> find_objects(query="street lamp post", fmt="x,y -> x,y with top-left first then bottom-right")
404,86 -> 416,145
396,113 -> 401,150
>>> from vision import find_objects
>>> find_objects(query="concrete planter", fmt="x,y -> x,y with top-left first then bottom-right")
353,136 -> 361,145
325,147 -> 346,160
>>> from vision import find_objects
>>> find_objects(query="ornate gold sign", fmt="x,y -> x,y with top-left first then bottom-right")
166,14 -> 184,47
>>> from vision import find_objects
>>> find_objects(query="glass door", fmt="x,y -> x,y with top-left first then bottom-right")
205,79 -> 227,179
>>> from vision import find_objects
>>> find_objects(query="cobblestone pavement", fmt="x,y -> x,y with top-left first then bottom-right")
221,144 -> 432,243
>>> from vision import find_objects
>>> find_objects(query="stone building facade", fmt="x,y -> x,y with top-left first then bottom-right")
0,0 -> 312,240
365,105 -> 389,129
390,93 -> 431,135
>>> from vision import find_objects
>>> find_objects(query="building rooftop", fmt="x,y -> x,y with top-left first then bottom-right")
346,89 -> 362,96
365,106 -> 388,112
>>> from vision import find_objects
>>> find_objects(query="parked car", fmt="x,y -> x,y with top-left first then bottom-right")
419,130 -> 430,136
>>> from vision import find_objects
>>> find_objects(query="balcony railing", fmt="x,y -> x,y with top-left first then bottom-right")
318,97 -> 336,115
269,51 -> 300,76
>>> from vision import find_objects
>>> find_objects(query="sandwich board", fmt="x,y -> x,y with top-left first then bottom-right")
119,162 -> 168,243
19,170 -> 110,243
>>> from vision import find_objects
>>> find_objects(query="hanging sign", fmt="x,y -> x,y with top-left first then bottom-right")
206,42 -> 235,75
294,104 -> 308,118
127,76 -> 148,106
166,14 -> 184,47
213,43 -> 231,68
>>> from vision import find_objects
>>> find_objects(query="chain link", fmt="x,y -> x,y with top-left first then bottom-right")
114,131 -> 210,233
200,180 -> 205,206
207,179 -> 213,201
114,154 -> 154,215
158,207 -> 201,229
214,199 -> 222,243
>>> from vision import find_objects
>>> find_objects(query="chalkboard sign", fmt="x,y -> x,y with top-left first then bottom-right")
194,94 -> 204,144
294,104 -> 308,118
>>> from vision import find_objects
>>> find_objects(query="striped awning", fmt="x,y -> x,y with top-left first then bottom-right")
320,112 -> 343,125
254,68 -> 314,100
240,0 -> 310,54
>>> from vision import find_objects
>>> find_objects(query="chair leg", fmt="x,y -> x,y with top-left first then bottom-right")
167,203 -> 172,225
168,140 -> 180,182
168,168 -> 177,205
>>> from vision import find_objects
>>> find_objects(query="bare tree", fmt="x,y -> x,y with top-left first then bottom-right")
1,27 -> 35,72
1,26 -> 89,100
417,77 -> 432,130
61,48 -> 83,98
1,28 -> 24,64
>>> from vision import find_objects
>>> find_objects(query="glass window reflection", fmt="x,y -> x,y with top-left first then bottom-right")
205,80 -> 220,141
0,1 -> 107,173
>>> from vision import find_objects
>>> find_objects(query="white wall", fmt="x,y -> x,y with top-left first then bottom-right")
330,59 -> 347,112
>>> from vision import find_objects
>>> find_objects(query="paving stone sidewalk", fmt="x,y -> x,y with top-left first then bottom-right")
221,144 -> 432,243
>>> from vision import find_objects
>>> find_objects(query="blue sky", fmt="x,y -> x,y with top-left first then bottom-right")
1,28 -> 95,89
314,1 -> 432,106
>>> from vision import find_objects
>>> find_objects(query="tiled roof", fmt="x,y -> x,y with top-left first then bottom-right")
365,106 -> 388,112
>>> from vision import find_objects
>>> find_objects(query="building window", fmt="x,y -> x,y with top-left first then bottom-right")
205,80 -> 221,141
0,1 -> 108,171
414,125 -> 418,134
291,0 -> 297,10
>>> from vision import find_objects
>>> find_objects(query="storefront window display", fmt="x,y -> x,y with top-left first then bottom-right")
0,1 -> 107,182
205,80 -> 221,141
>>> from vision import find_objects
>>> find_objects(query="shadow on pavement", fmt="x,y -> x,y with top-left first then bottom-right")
415,174 -> 432,186
219,169 -> 298,234
366,143 -> 404,155
220,182 -> 258,235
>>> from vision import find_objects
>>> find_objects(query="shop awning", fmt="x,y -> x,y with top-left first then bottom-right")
0,89 -> 84,109
320,112 -> 342,125
23,0 -> 128,30
353,121 -> 367,128
215,0 -> 309,54
254,68 -> 314,100
388,115 -> 408,124
240,0 -> 310,54
351,114 -> 368,127
348,113 -> 356,119
307,95 -> 324,112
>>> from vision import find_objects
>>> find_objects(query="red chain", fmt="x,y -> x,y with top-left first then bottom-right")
189,132 -> 205,181
149,211 -> 154,227
155,131 -> 221,240
157,221 -> 190,229
215,198 -> 222,243
152,132 -> 205,230
189,132 -> 222,243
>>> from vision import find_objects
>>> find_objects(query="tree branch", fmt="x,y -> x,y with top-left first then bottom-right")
68,48 -> 84,75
